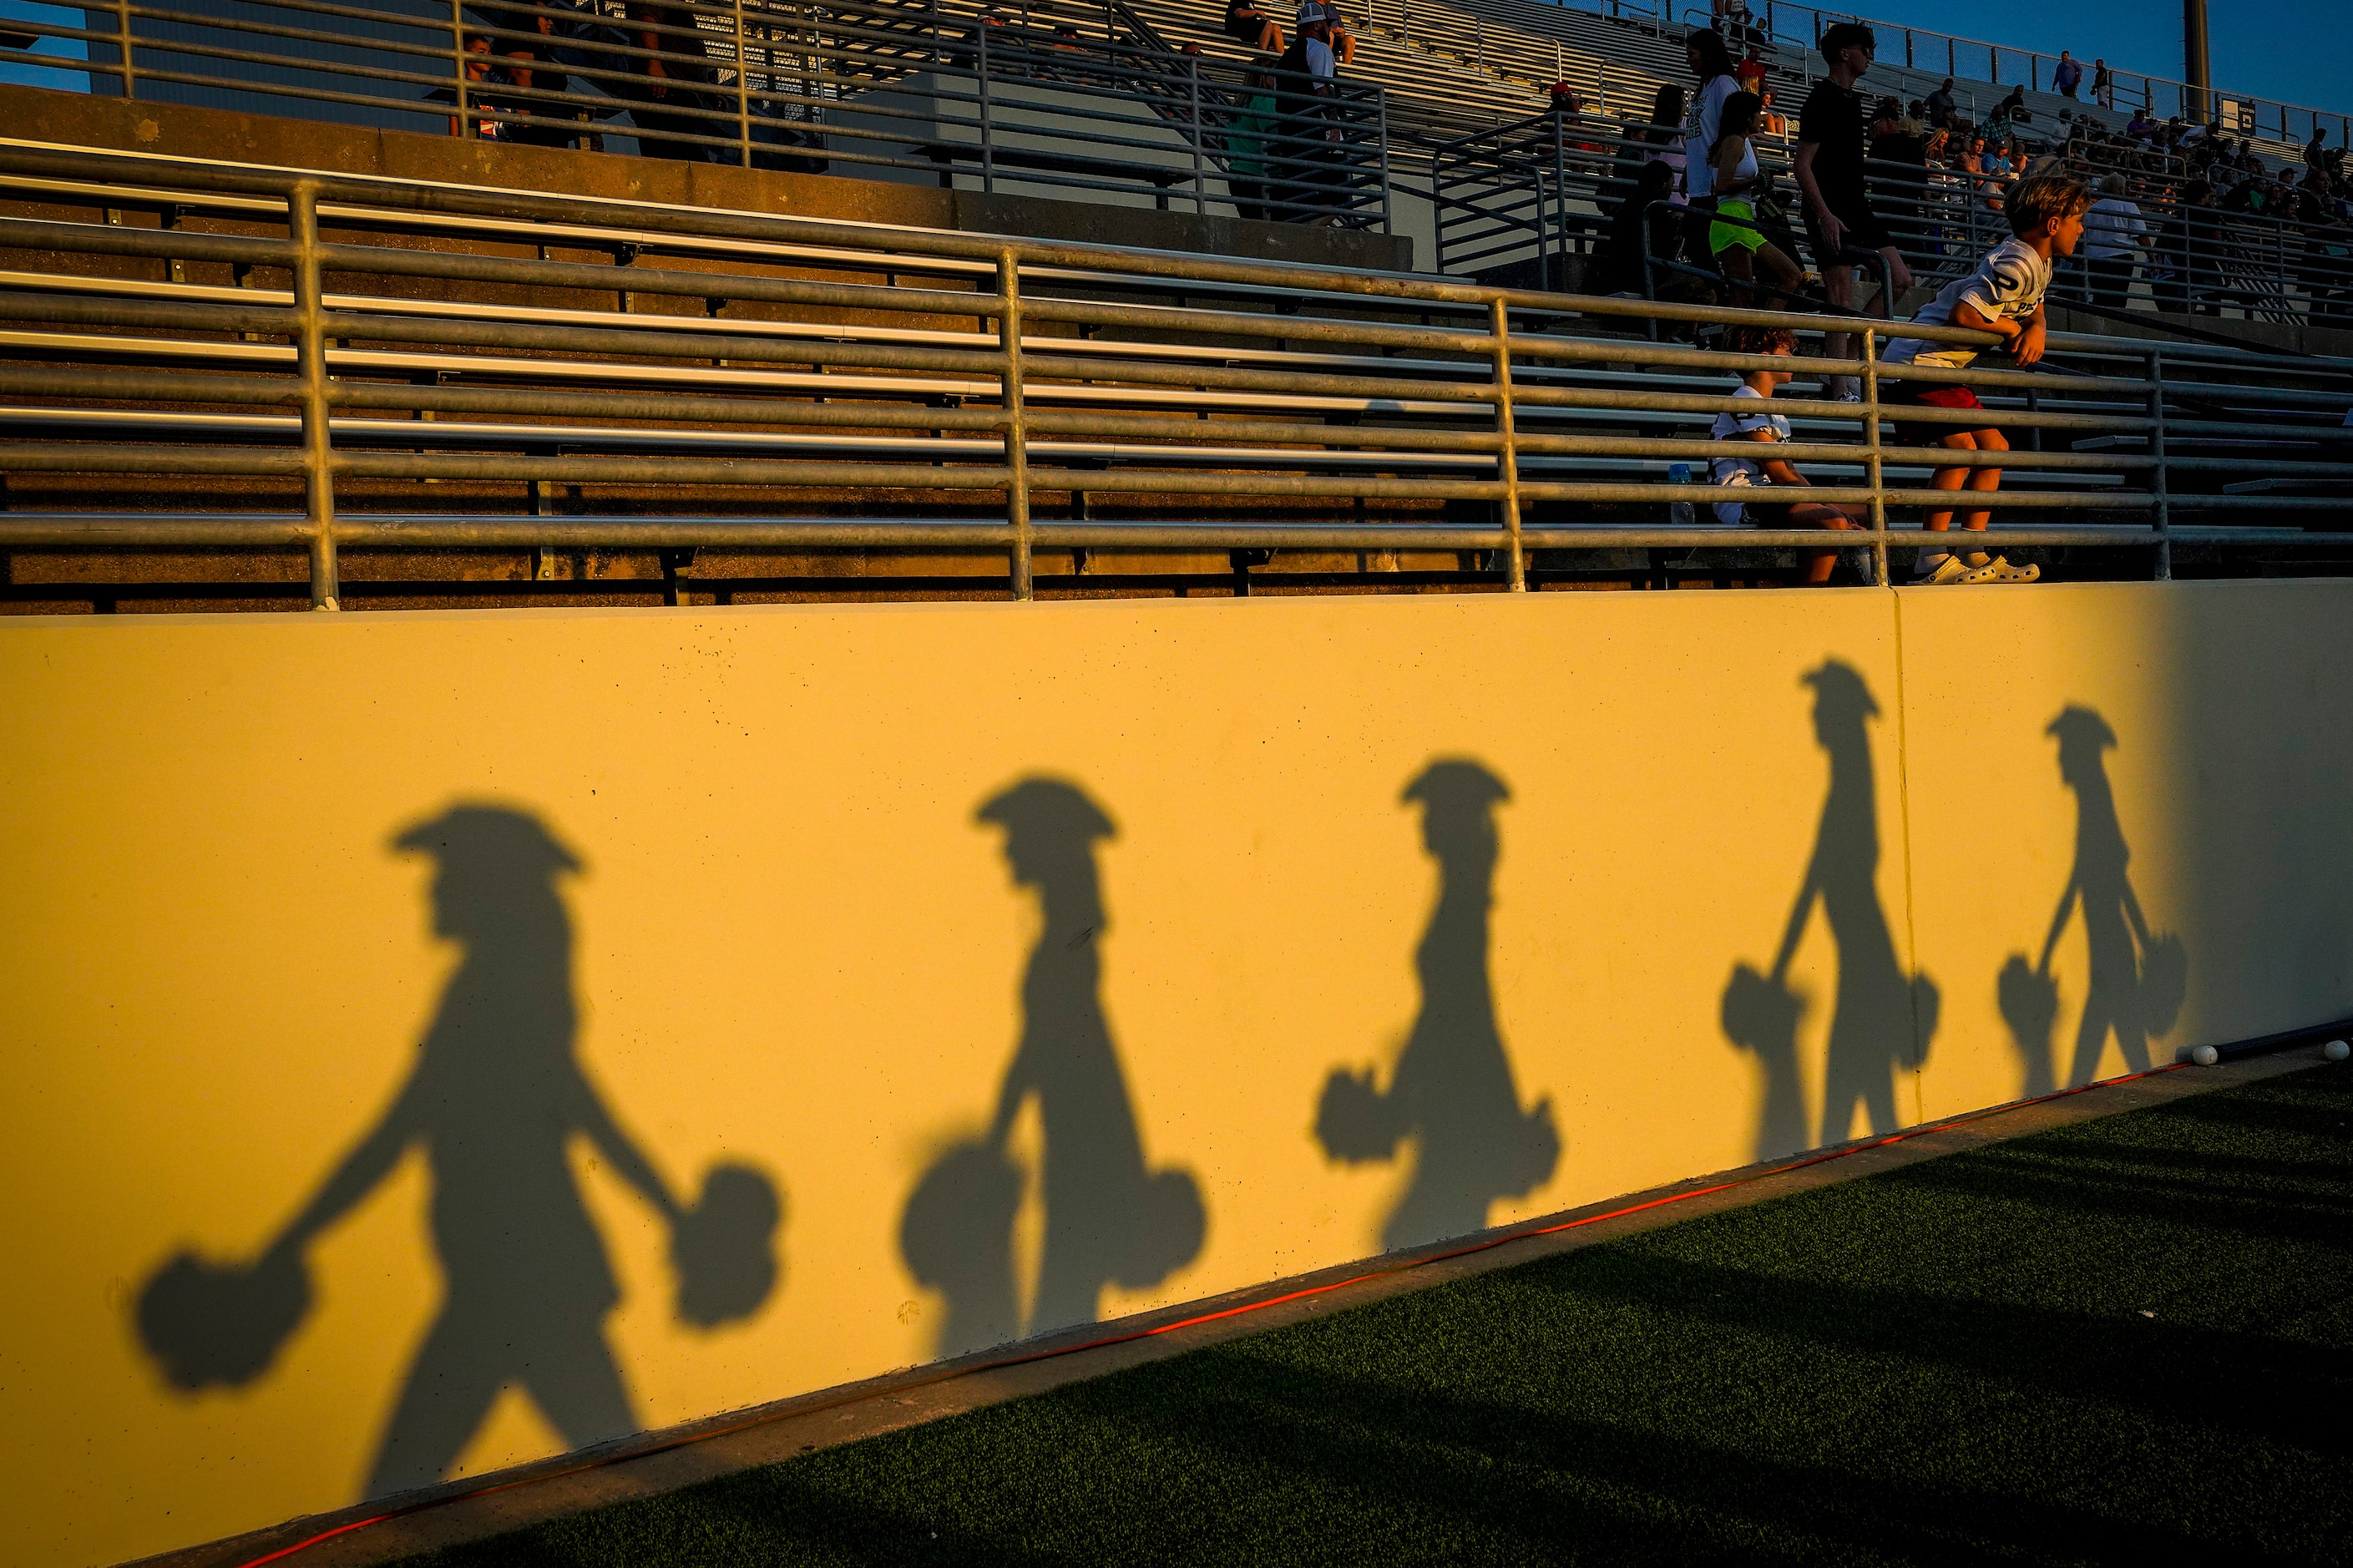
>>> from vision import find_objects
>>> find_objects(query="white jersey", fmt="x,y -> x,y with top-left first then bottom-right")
1709,383 -> 1789,525
1882,237 -> 2052,371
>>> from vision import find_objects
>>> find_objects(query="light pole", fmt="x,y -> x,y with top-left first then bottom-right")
2183,0 -> 2209,121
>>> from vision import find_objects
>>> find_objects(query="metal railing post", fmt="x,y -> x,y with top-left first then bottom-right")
1376,89 -> 1393,235
113,0 -> 136,98
997,250 -> 1032,599
978,23 -> 994,194
732,0 -> 753,168
1489,297 -> 1525,591
1862,326 -> 1887,587
1187,58 -> 1205,215
2148,347 -> 2171,580
449,0 -> 469,138
289,182 -> 339,609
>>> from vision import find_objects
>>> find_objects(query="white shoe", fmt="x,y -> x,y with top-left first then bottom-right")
1910,554 -> 1971,585
1958,554 -> 2041,584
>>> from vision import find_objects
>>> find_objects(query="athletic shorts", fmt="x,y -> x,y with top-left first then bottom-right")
1885,381 -> 1996,447
1803,199 -> 1893,266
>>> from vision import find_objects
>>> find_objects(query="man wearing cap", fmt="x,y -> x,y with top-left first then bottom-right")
1273,3 -> 1346,220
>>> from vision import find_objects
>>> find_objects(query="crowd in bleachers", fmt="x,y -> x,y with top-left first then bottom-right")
1576,24 -> 2353,331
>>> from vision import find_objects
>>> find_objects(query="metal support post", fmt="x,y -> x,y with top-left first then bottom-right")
2148,348 -> 2171,580
449,0 -> 469,136
1376,90 -> 1392,235
290,182 -> 339,609
1489,297 -> 1526,591
998,250 -> 1032,599
978,23 -> 994,194
114,0 -> 136,98
1861,326 -> 1888,587
732,0 -> 753,168
1188,60 -> 1206,215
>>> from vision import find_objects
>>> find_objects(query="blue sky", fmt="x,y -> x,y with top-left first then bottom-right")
1826,0 -> 2350,118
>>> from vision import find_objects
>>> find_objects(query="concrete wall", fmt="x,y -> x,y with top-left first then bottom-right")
3,579 -> 2350,1566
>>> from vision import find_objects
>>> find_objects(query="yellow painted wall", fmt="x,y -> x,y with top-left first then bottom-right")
1,581 -> 2345,1567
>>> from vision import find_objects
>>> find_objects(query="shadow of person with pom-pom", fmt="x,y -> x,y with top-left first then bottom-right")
1313,761 -> 1558,1252
134,805 -> 781,1500
1999,708 -> 2187,1091
1723,664 -> 1938,1157
902,779 -> 1203,1358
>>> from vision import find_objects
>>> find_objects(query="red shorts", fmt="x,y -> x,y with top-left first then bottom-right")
1887,382 -> 1996,447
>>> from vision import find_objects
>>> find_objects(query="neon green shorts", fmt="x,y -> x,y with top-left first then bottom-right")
1708,198 -> 1767,255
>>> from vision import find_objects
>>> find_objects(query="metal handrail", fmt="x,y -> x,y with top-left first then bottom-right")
3,139 -> 2349,608
0,0 -> 1395,228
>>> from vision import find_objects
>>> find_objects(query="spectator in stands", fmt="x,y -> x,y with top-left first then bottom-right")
2052,51 -> 2082,102
2081,175 -> 2145,309
1271,3 -> 1343,222
2306,127 -> 2332,175
473,6 -> 578,148
622,0 -> 720,161
2303,208 -> 2353,323
1315,1 -> 1355,66
1926,77 -> 1956,129
428,34 -> 521,141
2126,108 -> 2158,142
1682,28 -> 1740,200
1223,64 -> 1278,220
1612,83 -> 1686,213
1548,82 -> 1585,118
1707,92 -> 1804,308
1871,99 -> 1931,258
1881,169 -> 2091,585
1707,323 -> 1867,584
1758,88 -> 1787,139
1794,21 -> 1911,397
1222,0 -> 1283,53
1600,158 -> 1680,295
2092,59 -> 2113,109
1681,29 -> 1741,260
1903,100 -> 1928,136
1992,84 -> 2028,128
1735,47 -> 1767,99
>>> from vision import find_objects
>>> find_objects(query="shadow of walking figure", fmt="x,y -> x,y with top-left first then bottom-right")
1313,761 -> 1559,1252
134,806 -> 781,1499
900,780 -> 1203,1357
1999,708 -> 2187,1092
1723,664 -> 1938,1156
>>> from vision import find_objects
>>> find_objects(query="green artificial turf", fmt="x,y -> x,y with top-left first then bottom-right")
408,1064 -> 2353,1566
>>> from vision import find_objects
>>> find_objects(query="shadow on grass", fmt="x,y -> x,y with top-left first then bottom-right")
405,1067 -> 2353,1568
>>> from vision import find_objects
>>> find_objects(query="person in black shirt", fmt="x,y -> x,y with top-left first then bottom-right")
1600,158 -> 1680,295
1794,22 -> 1912,397
1870,97 -> 1930,260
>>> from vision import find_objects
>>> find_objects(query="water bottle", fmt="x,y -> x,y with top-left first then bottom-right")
1666,462 -> 1696,526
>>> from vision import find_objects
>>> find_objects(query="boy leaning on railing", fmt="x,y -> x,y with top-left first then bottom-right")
1879,169 -> 2092,586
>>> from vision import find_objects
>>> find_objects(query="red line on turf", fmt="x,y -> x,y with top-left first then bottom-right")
230,1061 -> 2185,1568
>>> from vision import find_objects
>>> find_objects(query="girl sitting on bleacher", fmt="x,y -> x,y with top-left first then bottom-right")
1709,324 -> 1868,586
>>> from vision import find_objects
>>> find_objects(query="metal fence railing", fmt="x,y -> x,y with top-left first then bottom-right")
0,0 -> 1393,226
1428,110 -> 2353,332
3,138 -> 2350,609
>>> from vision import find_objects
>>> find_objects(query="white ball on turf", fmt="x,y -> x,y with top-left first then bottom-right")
2325,1039 -> 2350,1063
2191,1044 -> 2220,1067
